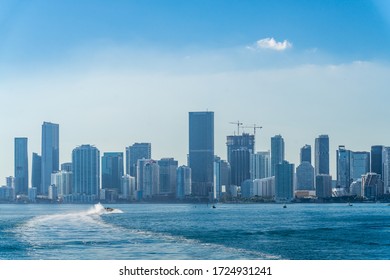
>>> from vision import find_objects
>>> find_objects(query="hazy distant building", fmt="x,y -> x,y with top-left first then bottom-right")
382,147 -> 390,194
120,174 -> 136,200
250,151 -> 271,180
241,179 -> 254,198
226,133 -> 255,163
275,160 -> 294,201
351,152 -> 370,180
315,135 -> 329,176
362,173 -> 383,199
143,160 -> 159,198
31,153 -> 41,190
296,162 -> 314,190
230,149 -> 251,187
14,137 -> 28,195
6,176 -> 15,188
337,146 -> 351,189
61,162 -> 72,172
72,145 -> 100,197
253,177 -> 275,198
350,179 -> 363,197
371,145 -> 383,177
214,157 -> 230,199
51,171 -> 72,197
271,135 -> 285,176
125,143 -> 151,177
316,174 -> 332,199
158,158 -> 178,196
41,122 -> 59,196
102,152 -> 124,193
176,165 -> 191,199
188,111 -> 214,197
300,144 -> 311,164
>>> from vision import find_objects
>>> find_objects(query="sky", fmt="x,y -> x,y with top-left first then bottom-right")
0,0 -> 390,182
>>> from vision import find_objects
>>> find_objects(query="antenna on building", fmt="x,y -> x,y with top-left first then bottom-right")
229,121 -> 243,135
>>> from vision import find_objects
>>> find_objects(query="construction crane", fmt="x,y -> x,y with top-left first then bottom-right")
242,124 -> 263,136
229,121 -> 243,135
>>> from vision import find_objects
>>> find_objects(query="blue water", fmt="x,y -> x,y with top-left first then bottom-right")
1,203 -> 390,260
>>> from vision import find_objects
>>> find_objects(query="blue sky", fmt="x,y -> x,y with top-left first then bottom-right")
0,0 -> 390,181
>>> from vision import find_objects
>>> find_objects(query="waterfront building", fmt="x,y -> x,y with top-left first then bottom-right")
296,162 -> 314,190
300,144 -> 311,164
102,152 -> 124,193
176,165 -> 191,199
48,185 -> 58,200
371,145 -> 383,177
31,153 -> 41,190
142,160 -> 159,199
253,177 -> 275,198
61,162 -> 72,172
72,145 -> 100,199
250,151 -> 271,180
271,135 -> 285,176
241,179 -> 254,198
382,147 -> 390,194
337,145 -> 351,189
214,157 -> 230,200
51,171 -> 72,197
351,152 -> 370,180
350,179 -> 363,197
14,137 -> 28,195
226,133 -> 255,163
120,174 -> 136,200
316,174 -> 332,199
315,135 -> 329,176
275,160 -> 294,201
125,143 -> 151,177
6,176 -> 15,188
362,173 -> 383,200
41,122 -> 59,196
188,111 -> 214,197
28,187 -> 37,202
158,158 -> 178,196
230,148 -> 251,187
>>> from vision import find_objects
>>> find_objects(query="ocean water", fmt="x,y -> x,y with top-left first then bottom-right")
0,203 -> 389,260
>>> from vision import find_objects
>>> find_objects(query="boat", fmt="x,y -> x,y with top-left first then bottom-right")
283,204 -> 287,208
104,207 -> 115,212
212,205 -> 216,209
348,203 -> 353,206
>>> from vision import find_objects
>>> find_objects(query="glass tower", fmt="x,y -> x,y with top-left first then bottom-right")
188,111 -> 214,197
14,137 -> 28,195
271,135 -> 285,176
315,135 -> 329,176
41,122 -> 59,195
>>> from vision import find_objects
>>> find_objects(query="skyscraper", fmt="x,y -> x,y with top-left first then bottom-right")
158,158 -> 178,196
72,145 -> 100,197
102,152 -> 124,192
315,135 -> 329,176
31,153 -> 41,191
41,122 -> 59,195
382,147 -> 390,194
316,174 -> 332,199
250,151 -> 271,180
275,160 -> 294,201
271,135 -> 285,176
188,111 -> 214,197
226,133 -> 255,163
230,148 -> 251,186
125,143 -> 151,177
300,144 -> 311,164
176,165 -> 191,199
296,162 -> 314,190
337,145 -> 351,189
14,137 -> 28,195
371,145 -> 383,177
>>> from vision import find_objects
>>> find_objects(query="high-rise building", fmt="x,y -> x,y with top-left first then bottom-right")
214,157 -> 230,199
176,165 -> 191,199
158,158 -> 178,196
102,152 -> 124,193
316,174 -> 332,199
230,148 -> 251,187
362,173 -> 383,199
382,147 -> 390,194
300,144 -> 311,164
271,135 -> 285,176
120,174 -> 136,200
275,160 -> 294,201
143,160 -> 159,198
250,151 -> 271,180
296,162 -> 314,190
31,153 -> 41,191
41,122 -> 59,195
226,133 -> 255,163
51,171 -> 72,197
337,145 -> 351,189
371,145 -> 383,177
72,145 -> 100,197
14,137 -> 28,195
61,162 -> 72,172
188,111 -> 214,197
125,143 -> 151,177
315,135 -> 329,175
351,152 -> 370,181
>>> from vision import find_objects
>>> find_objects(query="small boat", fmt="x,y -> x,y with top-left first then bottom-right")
283,204 -> 287,208
212,205 -> 216,209
348,203 -> 353,206
105,207 -> 115,212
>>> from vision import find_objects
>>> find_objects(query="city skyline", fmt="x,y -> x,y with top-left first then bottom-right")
1,1 -> 390,181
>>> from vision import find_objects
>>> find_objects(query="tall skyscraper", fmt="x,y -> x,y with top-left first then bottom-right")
271,135 -> 285,176
226,133 -> 255,163
350,152 -> 370,180
41,122 -> 59,195
300,144 -> 311,164
102,152 -> 124,192
176,165 -> 191,199
188,111 -> 214,197
382,147 -> 390,194
296,162 -> 314,190
72,145 -> 100,197
371,145 -> 383,177
125,143 -> 151,177
315,135 -> 329,176
275,160 -> 294,201
316,174 -> 332,199
31,153 -> 41,191
158,158 -> 178,195
230,148 -> 251,186
14,137 -> 28,195
362,173 -> 383,199
337,145 -> 351,189
250,151 -> 271,180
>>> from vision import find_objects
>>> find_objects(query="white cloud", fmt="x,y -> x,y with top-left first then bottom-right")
249,37 -> 293,51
